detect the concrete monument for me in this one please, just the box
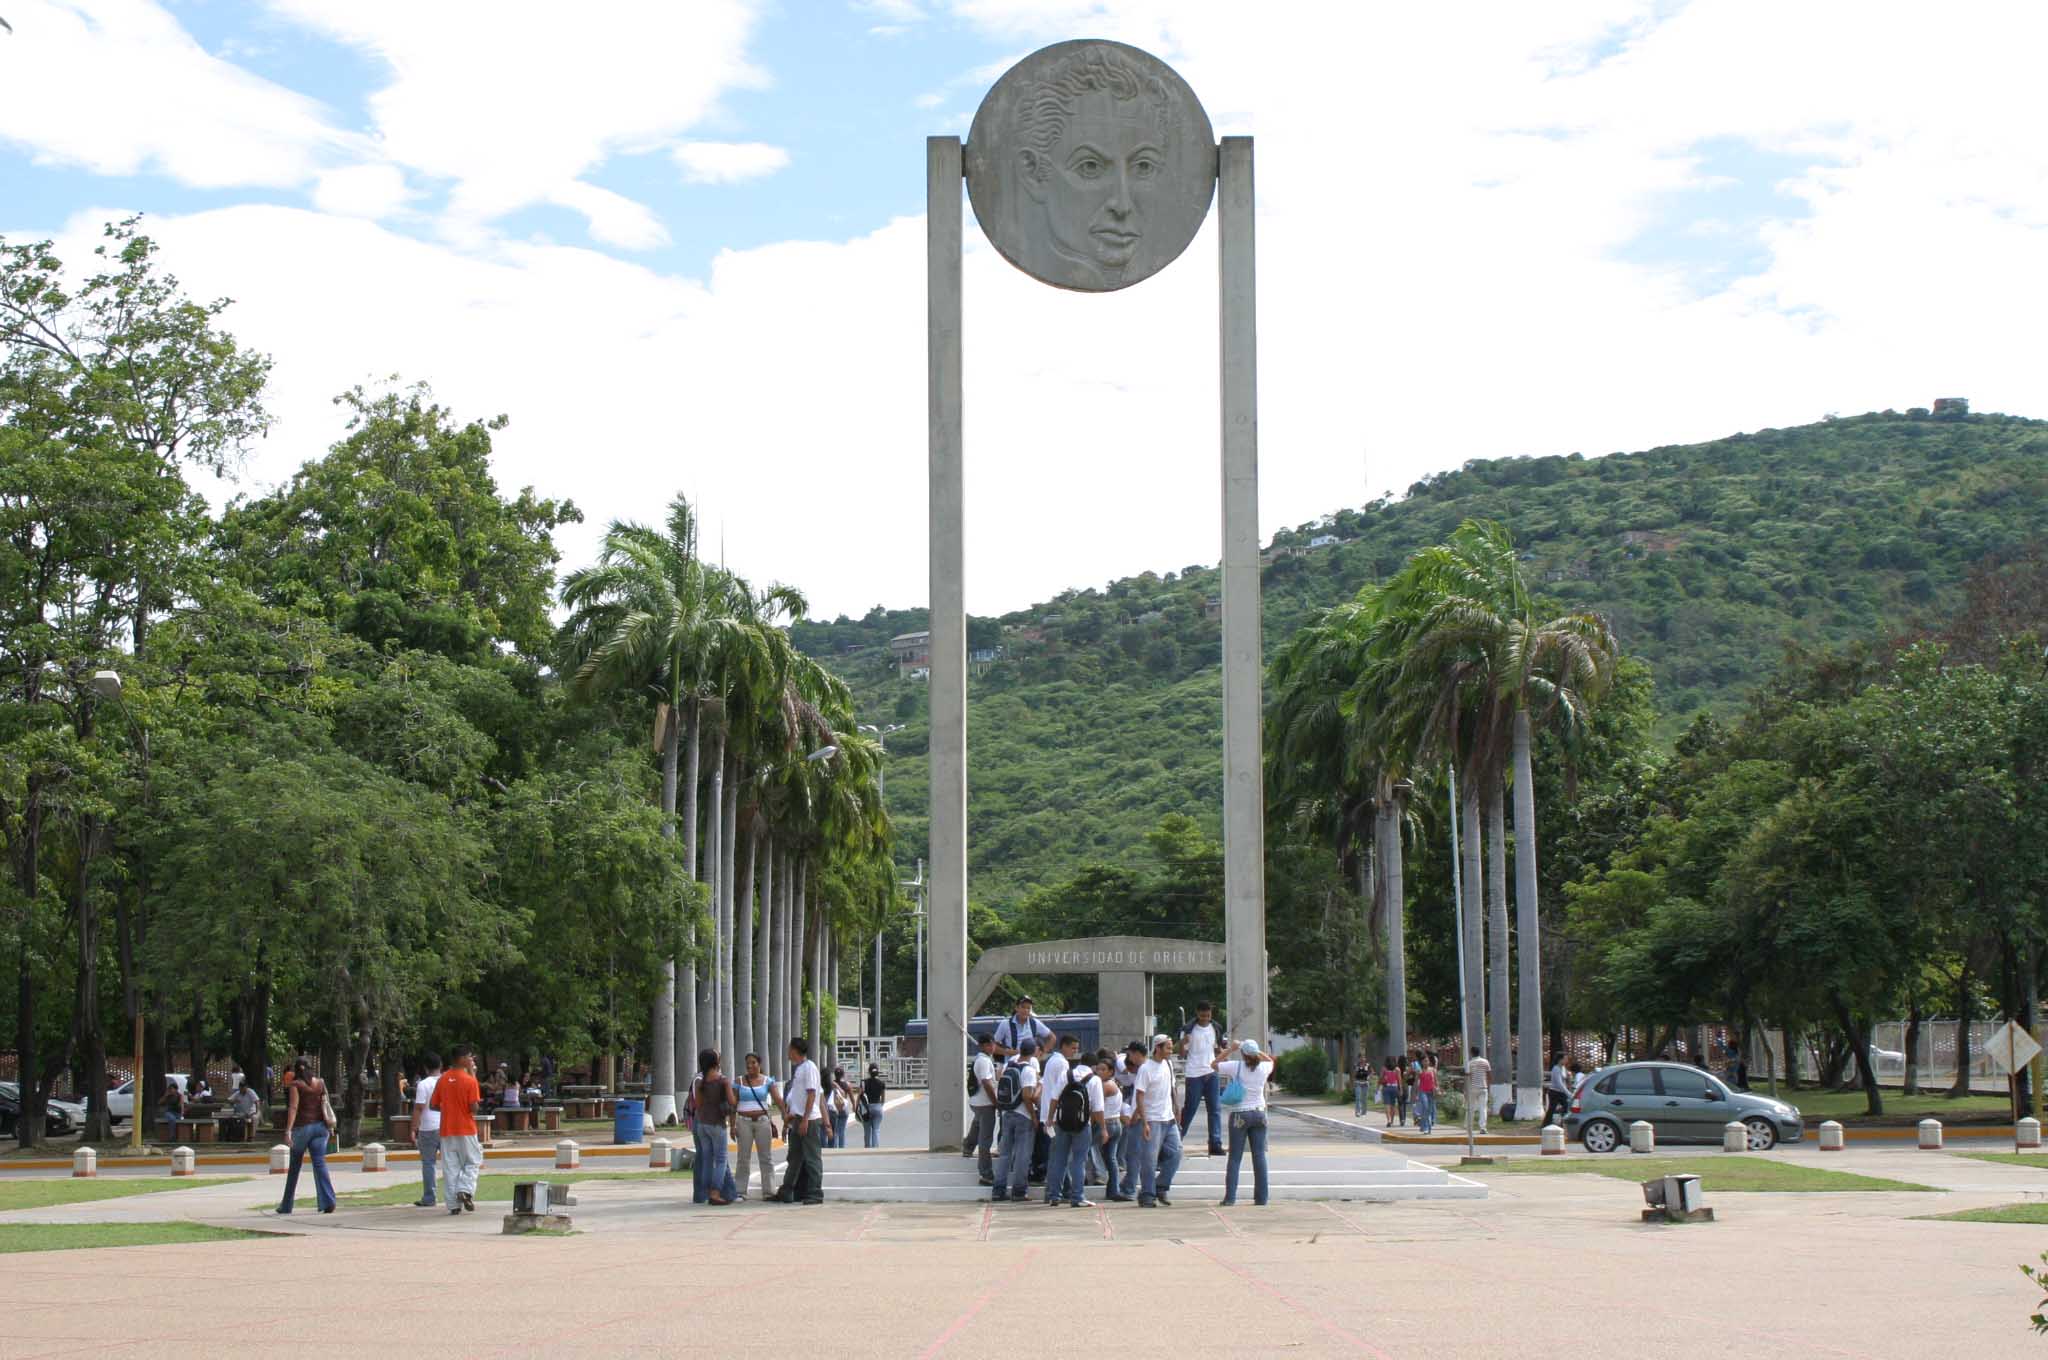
[927,40,1264,1151]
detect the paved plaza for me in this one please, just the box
[4,1126,2046,1358]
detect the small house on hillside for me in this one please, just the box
[890,630,931,678]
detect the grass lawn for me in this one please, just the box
[1774,1088,2013,1124]
[275,1169,672,1210]
[1924,1202,2048,1224]
[1482,1155,1935,1193]
[0,1176,249,1212]
[1957,1153,2048,1170]
[0,1222,271,1253]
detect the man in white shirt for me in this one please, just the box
[1177,1000,1227,1156]
[992,1040,1041,1202]
[1130,1033,1183,1208]
[1113,1042,1148,1202]
[1044,1039,1104,1208]
[410,1052,442,1209]
[967,1031,1000,1185]
[1465,1047,1492,1135]
[776,1038,824,1205]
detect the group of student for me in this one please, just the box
[963,996,1276,1208]
[677,1037,890,1206]
[1352,1051,1444,1131]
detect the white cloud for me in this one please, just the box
[0,0,353,187]
[311,163,412,219]
[672,140,791,185]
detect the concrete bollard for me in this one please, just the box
[1723,1121,1747,1152]
[555,1139,580,1170]
[361,1142,387,1172]
[72,1146,97,1178]
[1919,1118,1943,1150]
[1818,1120,1845,1152]
[270,1143,291,1173]
[170,1146,196,1177]
[649,1137,672,1169]
[1629,1120,1656,1154]
[2019,1117,2042,1151]
[1539,1124,1566,1156]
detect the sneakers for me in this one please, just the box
[1137,1197,1157,1208]
[1070,1198,1095,1208]
[1207,1147,1225,1158]
[1156,1193,1173,1206]
[991,1190,1009,1202]
[459,1192,475,1212]
[448,1205,462,1216]
[1106,1193,1133,1202]
[413,1199,436,1209]
[978,1175,995,1186]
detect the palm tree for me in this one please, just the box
[1391,520,1615,1092]
[558,494,725,1122]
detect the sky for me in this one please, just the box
[3,0,2045,619]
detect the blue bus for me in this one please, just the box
[901,1012,1101,1056]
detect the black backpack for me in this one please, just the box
[967,1056,980,1097]
[1056,1073,1092,1133]
[995,1060,1026,1111]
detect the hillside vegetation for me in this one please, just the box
[793,409,2048,911]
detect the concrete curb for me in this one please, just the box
[1268,1103,1385,1143]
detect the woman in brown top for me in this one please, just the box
[690,1049,738,1206]
[275,1056,337,1214]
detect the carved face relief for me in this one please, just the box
[965,40,1216,293]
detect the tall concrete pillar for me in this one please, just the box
[1099,972,1149,1054]
[1218,136,1267,1044]
[925,135,969,1151]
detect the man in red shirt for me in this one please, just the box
[431,1045,484,1215]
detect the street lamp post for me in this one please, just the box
[857,723,903,1055]
[91,670,145,1154]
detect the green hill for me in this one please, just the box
[793,408,2048,909]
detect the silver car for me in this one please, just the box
[1564,1062,1803,1152]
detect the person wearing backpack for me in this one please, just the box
[1044,1034,1102,1208]
[858,1065,887,1148]
[966,1031,1000,1184]
[991,1038,1041,1202]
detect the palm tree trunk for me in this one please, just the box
[1512,708,1544,1095]
[699,724,724,1062]
[791,861,809,1051]
[1377,794,1407,1056]
[649,702,682,1124]
[677,700,701,1099]
[1460,771,1485,1063]
[778,848,794,1062]
[735,817,758,1060]
[719,747,739,1063]
[1486,775,1511,1091]
[809,904,825,1052]
[755,834,774,1065]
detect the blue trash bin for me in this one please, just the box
[612,1097,645,1145]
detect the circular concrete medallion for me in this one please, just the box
[965,39,1217,293]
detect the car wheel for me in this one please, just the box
[1743,1117,1777,1152]
[1580,1119,1620,1154]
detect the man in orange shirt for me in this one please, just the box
[431,1045,484,1215]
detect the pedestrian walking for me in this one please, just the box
[1545,1052,1571,1127]
[410,1052,442,1208]
[859,1065,887,1148]
[775,1038,824,1205]
[733,1053,779,1201]
[1398,1055,1415,1126]
[827,1067,853,1149]
[1380,1057,1401,1126]
[1177,1000,1228,1157]
[274,1057,336,1215]
[1214,1039,1272,1207]
[1131,1033,1183,1207]
[431,1046,484,1215]
[1352,1054,1373,1117]
[1465,1047,1492,1135]
[967,1031,1000,1185]
[991,1038,1041,1202]
[1114,1042,1147,1201]
[1415,1055,1438,1134]
[689,1049,738,1205]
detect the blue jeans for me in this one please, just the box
[1415,1090,1436,1134]
[1354,1082,1370,1116]
[994,1110,1034,1197]
[278,1121,335,1212]
[415,1129,440,1205]
[1090,1116,1123,1192]
[692,1124,735,1203]
[1222,1110,1269,1205]
[861,1112,882,1148]
[1134,1119,1182,1201]
[1117,1117,1145,1197]
[1046,1127,1090,1204]
[1179,1072,1222,1150]
[831,1110,850,1148]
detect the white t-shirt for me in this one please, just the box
[1057,1071,1105,1123]
[785,1059,821,1121]
[1039,1050,1072,1123]
[969,1052,997,1108]
[1466,1056,1492,1092]
[414,1072,442,1134]
[1135,1057,1176,1123]
[1183,1021,1223,1078]
[1214,1058,1269,1112]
